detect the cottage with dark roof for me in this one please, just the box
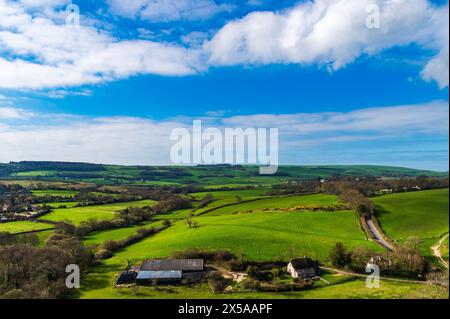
[287,257,320,280]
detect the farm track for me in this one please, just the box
[321,267,430,285]
[432,234,449,269]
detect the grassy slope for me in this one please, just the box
[374,189,449,258]
[155,189,272,220]
[35,229,55,246]
[105,211,379,263]
[83,220,165,246]
[38,200,156,225]
[0,221,54,234]
[38,201,80,208]
[31,189,79,197]
[208,194,338,216]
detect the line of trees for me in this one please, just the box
[329,240,430,279]
[95,222,171,259]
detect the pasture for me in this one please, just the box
[374,189,449,241]
[374,189,449,258]
[38,202,80,208]
[38,200,157,225]
[32,189,79,197]
[100,210,378,263]
[83,220,165,246]
[207,194,339,216]
[0,221,54,234]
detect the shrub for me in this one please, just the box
[95,249,113,259]
[208,271,232,293]
[329,242,351,267]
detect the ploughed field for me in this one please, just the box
[373,188,449,258]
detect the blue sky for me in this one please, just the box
[0,0,449,170]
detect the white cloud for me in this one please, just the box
[107,0,233,22]
[0,101,447,164]
[0,0,448,90]
[0,0,202,89]
[18,0,68,9]
[207,0,449,87]
[0,106,32,119]
[223,101,450,137]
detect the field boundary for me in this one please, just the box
[10,227,55,236]
[195,192,319,217]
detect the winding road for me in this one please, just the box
[365,217,395,251]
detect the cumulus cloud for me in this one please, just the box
[0,101,447,164]
[0,0,448,89]
[107,0,233,22]
[207,0,449,87]
[0,0,202,89]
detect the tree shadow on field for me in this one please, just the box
[374,205,392,218]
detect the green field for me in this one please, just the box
[207,194,339,216]
[4,163,446,186]
[97,210,378,263]
[38,200,157,225]
[374,189,449,257]
[38,201,80,208]
[0,221,54,234]
[35,230,55,246]
[13,170,58,177]
[83,220,165,246]
[32,189,79,197]
[79,270,447,299]
[155,189,272,220]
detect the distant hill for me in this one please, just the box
[0,161,447,187]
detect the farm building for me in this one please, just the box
[140,259,204,272]
[116,270,138,285]
[135,259,206,286]
[287,258,320,280]
[136,271,182,285]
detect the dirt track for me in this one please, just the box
[432,234,449,269]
